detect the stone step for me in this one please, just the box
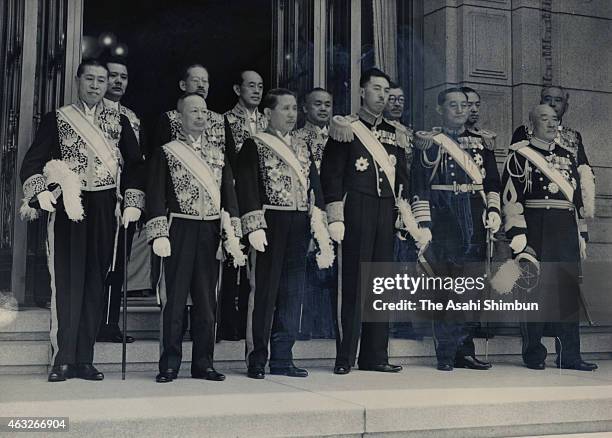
[2,334,611,375]
[0,363,610,437]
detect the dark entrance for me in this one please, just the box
[83,0,273,131]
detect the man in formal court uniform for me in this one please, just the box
[154,64,221,148]
[321,68,422,375]
[502,104,597,371]
[97,56,144,344]
[293,88,336,340]
[20,59,144,382]
[411,87,501,371]
[146,93,245,383]
[235,88,334,379]
[217,70,268,341]
[511,86,595,223]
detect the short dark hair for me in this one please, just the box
[233,69,261,87]
[541,85,569,101]
[262,88,296,110]
[181,63,208,82]
[388,81,401,90]
[437,87,468,106]
[76,58,108,77]
[104,55,129,70]
[303,87,331,101]
[359,68,390,88]
[461,86,480,99]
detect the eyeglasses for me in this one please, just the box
[388,96,405,104]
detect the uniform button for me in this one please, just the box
[451,172,455,176]
[450,164,454,168]
[379,178,383,182]
[546,206,550,210]
[448,157,453,161]
[545,196,549,199]
[539,177,544,181]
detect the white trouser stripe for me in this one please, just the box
[46,213,59,366]
[337,243,343,342]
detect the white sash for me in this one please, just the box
[351,120,396,190]
[515,144,574,202]
[253,132,308,190]
[432,132,483,185]
[58,105,121,180]
[163,140,221,210]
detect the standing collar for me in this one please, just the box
[358,107,383,126]
[304,120,329,135]
[530,136,556,151]
[442,126,466,136]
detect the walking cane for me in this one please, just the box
[122,223,128,380]
[484,227,494,361]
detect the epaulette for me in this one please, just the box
[509,140,529,151]
[479,129,497,150]
[329,114,357,142]
[414,127,441,150]
[386,120,412,149]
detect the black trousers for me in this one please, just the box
[48,190,116,366]
[217,257,250,341]
[159,218,220,374]
[335,191,394,368]
[520,208,582,366]
[246,210,308,370]
[99,223,136,333]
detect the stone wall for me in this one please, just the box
[422,0,612,305]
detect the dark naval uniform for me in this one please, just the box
[99,98,145,341]
[235,128,332,372]
[20,102,144,367]
[511,123,595,221]
[320,108,412,369]
[502,136,588,367]
[293,121,336,339]
[217,103,267,341]
[411,126,501,367]
[146,123,244,375]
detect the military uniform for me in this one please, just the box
[320,108,413,369]
[146,117,244,375]
[20,102,144,367]
[217,103,267,341]
[235,129,333,372]
[502,136,588,367]
[293,121,336,339]
[411,126,501,367]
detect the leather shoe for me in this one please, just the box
[454,356,491,370]
[193,368,226,381]
[270,366,308,377]
[334,365,351,375]
[358,363,402,373]
[437,363,454,371]
[97,330,135,343]
[558,360,598,371]
[247,367,265,379]
[525,362,546,370]
[75,364,104,380]
[48,364,75,382]
[156,368,178,383]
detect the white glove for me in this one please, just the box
[328,222,345,243]
[122,207,141,228]
[249,229,268,252]
[36,190,56,212]
[579,235,587,260]
[416,227,432,249]
[153,237,171,258]
[486,211,501,234]
[509,234,527,254]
